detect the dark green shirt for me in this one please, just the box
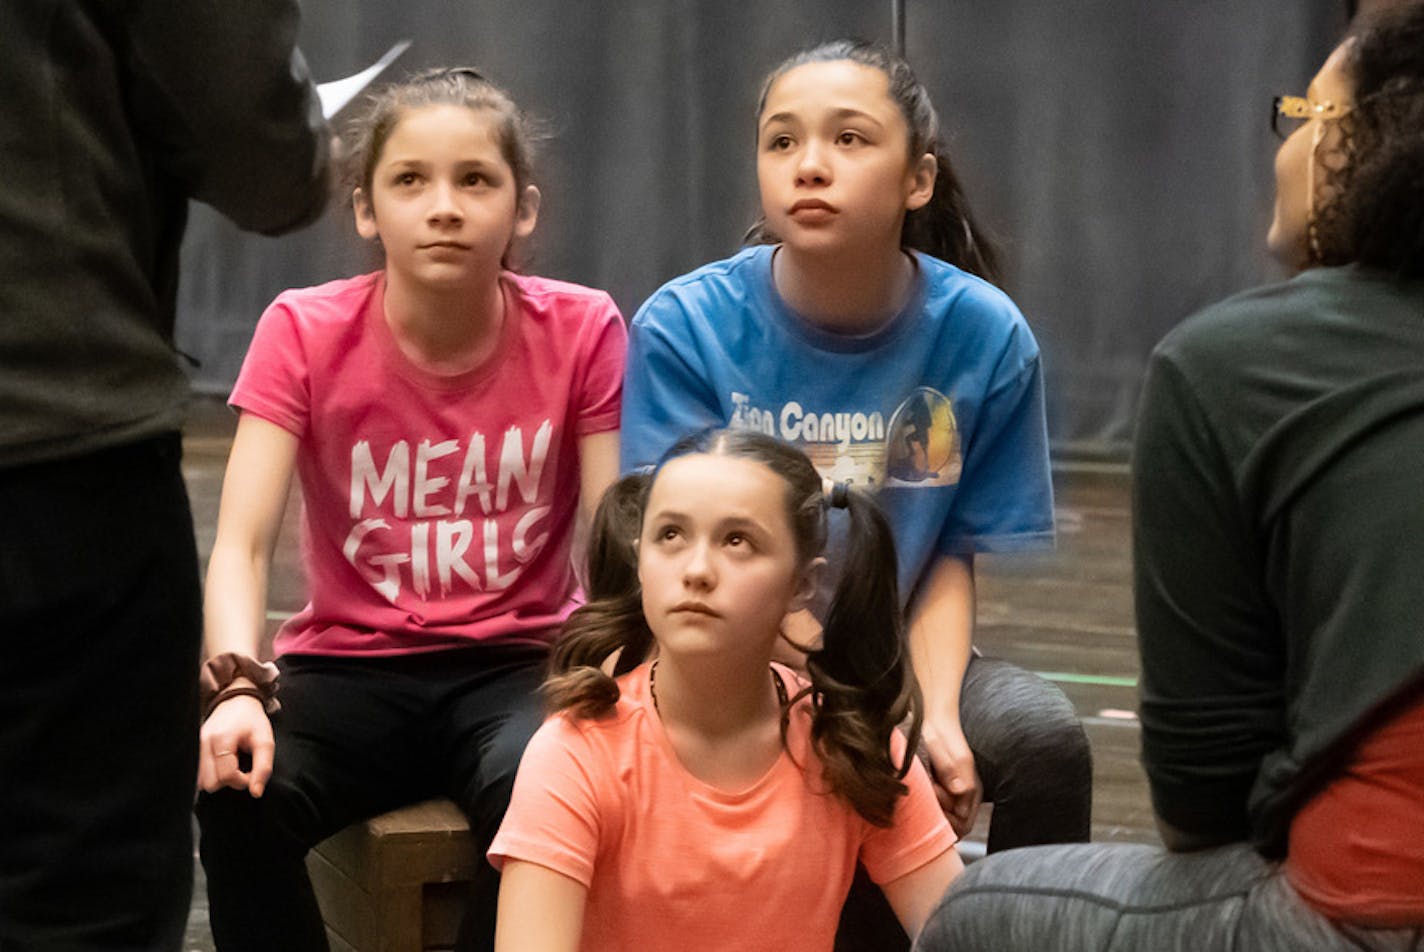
[0,0,328,467]
[1133,265,1424,857]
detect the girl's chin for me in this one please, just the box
[653,637,777,664]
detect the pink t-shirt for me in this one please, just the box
[230,270,626,656]
[488,663,956,952]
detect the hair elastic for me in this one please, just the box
[439,66,487,81]
[820,478,848,509]
[200,652,281,720]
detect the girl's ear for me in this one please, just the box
[790,556,827,613]
[353,188,379,240]
[905,152,937,212]
[514,184,541,240]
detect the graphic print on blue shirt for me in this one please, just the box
[728,386,962,490]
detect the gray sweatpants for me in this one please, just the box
[916,842,1423,951]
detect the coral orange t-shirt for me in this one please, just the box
[488,663,956,951]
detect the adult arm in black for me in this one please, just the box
[125,0,330,233]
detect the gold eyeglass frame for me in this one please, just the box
[1272,95,1351,139]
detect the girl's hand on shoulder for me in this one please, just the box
[921,716,982,837]
[198,694,275,798]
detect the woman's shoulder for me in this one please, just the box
[1155,267,1390,366]
[1147,272,1366,393]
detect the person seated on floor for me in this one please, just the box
[916,3,1424,950]
[489,429,963,951]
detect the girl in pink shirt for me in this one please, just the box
[490,429,962,951]
[194,68,626,951]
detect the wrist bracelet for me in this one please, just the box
[200,652,281,721]
[205,685,269,720]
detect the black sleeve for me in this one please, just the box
[1132,351,1283,844]
[125,0,329,234]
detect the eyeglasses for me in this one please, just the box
[1272,95,1351,140]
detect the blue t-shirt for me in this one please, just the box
[621,244,1054,607]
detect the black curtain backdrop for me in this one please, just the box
[174,0,1346,455]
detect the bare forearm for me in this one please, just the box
[203,542,272,659]
[907,555,981,830]
[203,414,299,661]
[908,554,976,718]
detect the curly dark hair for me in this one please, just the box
[545,429,923,827]
[1312,2,1424,276]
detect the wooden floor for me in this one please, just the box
[179,397,1155,946]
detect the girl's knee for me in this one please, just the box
[452,716,543,837]
[1003,709,1091,789]
[195,780,318,859]
[964,664,1088,763]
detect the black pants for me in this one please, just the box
[0,435,203,950]
[195,645,547,952]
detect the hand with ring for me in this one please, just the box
[198,690,275,797]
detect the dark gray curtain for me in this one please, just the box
[175,0,1346,454]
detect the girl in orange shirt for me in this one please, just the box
[490,429,961,950]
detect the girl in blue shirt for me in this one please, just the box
[620,40,1092,948]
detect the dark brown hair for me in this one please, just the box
[546,429,922,827]
[745,40,1003,285]
[1311,2,1424,276]
[341,67,543,269]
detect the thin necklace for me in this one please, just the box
[648,659,787,715]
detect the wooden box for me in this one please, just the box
[306,799,476,952]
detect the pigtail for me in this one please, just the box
[544,473,654,718]
[801,487,922,827]
[583,473,646,604]
[903,148,1004,286]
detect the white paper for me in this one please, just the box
[317,40,413,120]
